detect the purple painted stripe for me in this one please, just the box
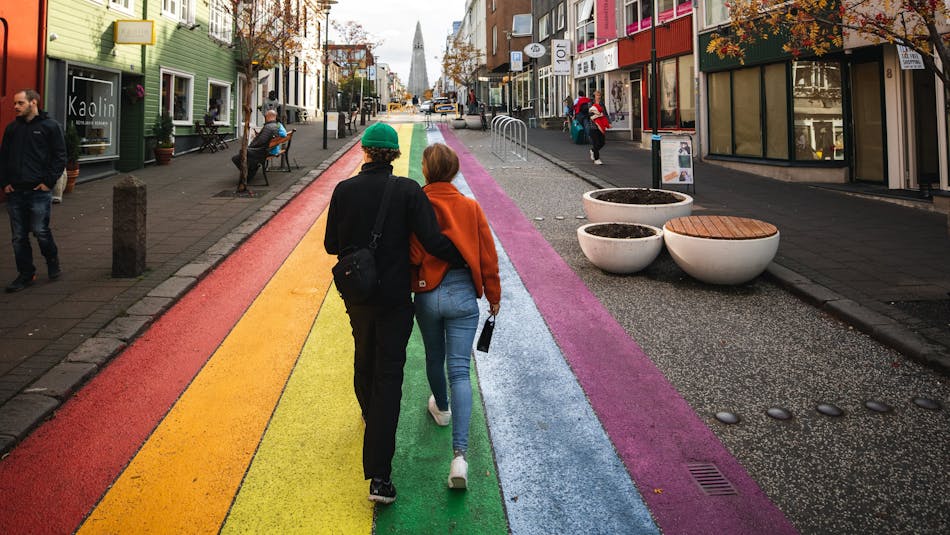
[439,125,798,535]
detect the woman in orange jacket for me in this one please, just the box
[410,143,501,490]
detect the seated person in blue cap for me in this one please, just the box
[324,121,464,506]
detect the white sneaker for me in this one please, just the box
[594,159,603,165]
[589,149,595,161]
[428,395,451,426]
[448,454,468,489]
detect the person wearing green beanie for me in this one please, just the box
[324,123,464,505]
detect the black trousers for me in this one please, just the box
[231,151,264,180]
[589,127,606,160]
[345,301,415,480]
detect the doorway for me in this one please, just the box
[913,69,939,189]
[850,61,886,183]
[630,71,642,142]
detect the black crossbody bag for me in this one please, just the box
[332,178,396,304]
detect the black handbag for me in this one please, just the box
[476,315,495,353]
[332,178,395,304]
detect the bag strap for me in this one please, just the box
[368,177,396,250]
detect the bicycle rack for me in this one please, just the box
[490,115,528,162]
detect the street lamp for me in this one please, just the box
[321,0,338,150]
[650,1,660,189]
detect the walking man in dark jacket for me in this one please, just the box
[0,89,65,292]
[324,122,464,505]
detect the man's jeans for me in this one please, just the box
[414,269,480,452]
[6,189,58,276]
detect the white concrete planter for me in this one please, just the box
[577,223,664,274]
[451,118,467,129]
[662,226,780,285]
[583,188,693,227]
[464,115,483,129]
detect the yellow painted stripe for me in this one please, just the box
[221,288,370,534]
[392,123,413,177]
[78,212,336,534]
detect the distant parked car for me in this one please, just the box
[419,100,433,113]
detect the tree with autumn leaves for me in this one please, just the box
[442,37,482,108]
[706,0,950,85]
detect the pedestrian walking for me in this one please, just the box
[572,91,592,145]
[410,143,501,490]
[231,109,281,184]
[0,89,65,292]
[587,91,611,165]
[324,123,464,505]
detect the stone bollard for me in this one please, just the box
[112,175,147,277]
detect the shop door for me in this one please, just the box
[913,69,939,188]
[850,61,886,183]
[630,78,642,142]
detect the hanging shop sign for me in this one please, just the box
[551,39,571,75]
[524,43,546,59]
[114,20,155,45]
[896,45,924,70]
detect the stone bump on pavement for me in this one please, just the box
[0,120,365,453]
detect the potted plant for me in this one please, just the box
[577,222,664,274]
[153,112,175,165]
[64,121,81,193]
[582,188,693,228]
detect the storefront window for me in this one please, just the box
[764,63,788,159]
[793,60,843,161]
[708,71,732,154]
[678,54,695,128]
[161,69,194,123]
[208,81,230,124]
[66,66,120,160]
[607,75,630,130]
[733,67,762,156]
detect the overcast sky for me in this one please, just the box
[327,0,466,87]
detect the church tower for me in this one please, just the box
[408,21,429,98]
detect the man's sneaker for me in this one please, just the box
[428,395,451,426]
[589,149,595,161]
[594,159,604,165]
[448,454,468,489]
[368,478,396,504]
[48,258,61,280]
[5,273,36,293]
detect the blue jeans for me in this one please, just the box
[414,269,480,452]
[6,189,57,276]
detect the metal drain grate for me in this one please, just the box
[687,463,738,496]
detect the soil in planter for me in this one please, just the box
[594,189,681,204]
[586,223,656,239]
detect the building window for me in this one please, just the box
[764,63,788,159]
[624,0,644,34]
[208,80,231,125]
[708,71,732,154]
[539,13,550,41]
[793,60,843,161]
[161,69,194,124]
[704,0,730,28]
[556,2,566,31]
[678,54,695,128]
[66,66,120,160]
[109,0,134,14]
[656,55,693,129]
[576,0,595,51]
[209,0,233,43]
[162,0,194,23]
[733,67,762,156]
[492,25,497,55]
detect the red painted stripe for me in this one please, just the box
[439,125,797,535]
[0,148,362,535]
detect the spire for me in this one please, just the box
[408,21,429,97]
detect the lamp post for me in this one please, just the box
[650,1,660,189]
[321,0,338,150]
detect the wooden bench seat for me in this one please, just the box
[665,215,778,240]
[256,129,296,186]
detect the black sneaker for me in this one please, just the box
[5,273,36,293]
[368,478,396,504]
[48,258,61,280]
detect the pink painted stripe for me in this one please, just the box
[0,147,364,535]
[440,125,797,535]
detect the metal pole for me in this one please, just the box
[322,6,331,150]
[650,3,660,189]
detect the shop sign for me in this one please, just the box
[114,20,155,45]
[573,43,618,77]
[551,39,571,75]
[896,45,924,70]
[524,43,546,59]
[67,70,119,158]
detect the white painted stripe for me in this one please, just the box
[426,129,658,534]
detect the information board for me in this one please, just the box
[660,135,694,185]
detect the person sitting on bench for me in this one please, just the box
[231,109,281,182]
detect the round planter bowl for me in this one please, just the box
[583,188,693,227]
[464,115,483,129]
[577,223,664,274]
[451,118,467,129]
[662,227,780,285]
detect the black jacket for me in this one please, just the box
[0,111,67,191]
[325,161,463,305]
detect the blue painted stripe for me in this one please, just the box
[426,129,659,534]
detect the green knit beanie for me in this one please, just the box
[361,123,400,149]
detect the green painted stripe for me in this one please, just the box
[407,123,427,186]
[374,329,507,534]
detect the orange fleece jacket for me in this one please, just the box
[410,182,501,304]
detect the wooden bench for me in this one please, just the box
[665,215,777,240]
[663,215,780,285]
[257,129,296,186]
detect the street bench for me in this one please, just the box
[257,129,296,186]
[663,215,780,285]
